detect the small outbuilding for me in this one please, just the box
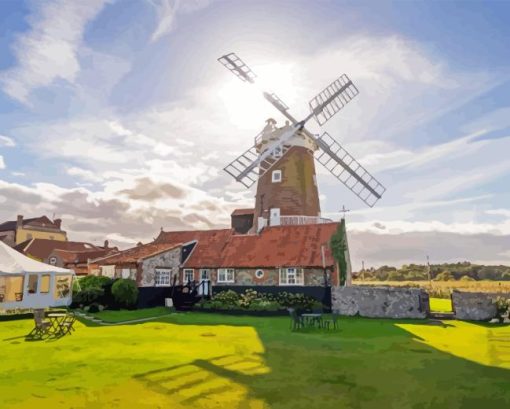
[0,241,75,309]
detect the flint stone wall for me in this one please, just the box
[452,291,509,321]
[332,286,429,319]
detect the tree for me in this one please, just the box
[330,218,349,286]
[112,279,139,308]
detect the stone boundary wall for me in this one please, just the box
[332,286,429,319]
[451,291,510,321]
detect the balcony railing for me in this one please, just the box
[278,215,333,226]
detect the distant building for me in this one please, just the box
[0,215,67,246]
[15,238,117,276]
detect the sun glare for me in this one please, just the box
[216,61,301,134]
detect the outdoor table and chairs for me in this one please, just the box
[289,309,340,331]
[301,313,323,328]
[26,309,76,340]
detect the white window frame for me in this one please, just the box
[273,146,282,158]
[279,267,304,286]
[200,269,210,280]
[217,268,235,283]
[183,269,194,283]
[272,170,282,183]
[121,268,131,279]
[154,269,171,287]
[255,269,264,279]
[49,256,57,266]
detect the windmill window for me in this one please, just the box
[272,170,282,183]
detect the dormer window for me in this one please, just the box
[272,170,282,183]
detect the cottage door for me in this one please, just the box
[199,269,211,296]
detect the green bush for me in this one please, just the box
[247,300,281,311]
[111,279,139,307]
[213,290,240,307]
[434,272,454,281]
[73,288,104,305]
[78,275,113,291]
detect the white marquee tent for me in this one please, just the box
[0,241,75,309]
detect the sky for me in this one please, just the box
[0,0,510,269]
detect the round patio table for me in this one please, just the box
[301,313,323,327]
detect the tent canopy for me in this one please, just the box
[0,241,72,275]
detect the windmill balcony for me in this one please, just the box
[278,215,333,226]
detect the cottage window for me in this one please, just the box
[183,269,194,283]
[272,170,282,183]
[200,269,210,280]
[279,268,304,286]
[49,257,57,266]
[155,269,171,286]
[217,268,235,283]
[255,269,264,279]
[273,146,282,158]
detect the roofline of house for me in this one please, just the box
[136,243,183,262]
[90,243,183,265]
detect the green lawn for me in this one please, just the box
[87,306,172,323]
[1,312,509,409]
[429,297,453,312]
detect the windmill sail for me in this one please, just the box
[309,74,359,126]
[217,53,256,83]
[223,127,298,188]
[315,132,386,207]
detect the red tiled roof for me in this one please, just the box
[231,208,255,216]
[155,229,233,268]
[92,242,182,265]
[0,216,62,232]
[15,239,103,261]
[52,248,115,264]
[181,223,339,269]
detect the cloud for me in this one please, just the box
[0,135,16,147]
[148,0,212,43]
[0,0,109,103]
[0,156,4,170]
[67,167,103,183]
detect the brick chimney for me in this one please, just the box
[54,218,62,230]
[104,239,109,249]
[16,215,23,229]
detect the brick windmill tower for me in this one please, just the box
[219,53,386,232]
[252,118,321,230]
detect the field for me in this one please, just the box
[1,311,510,409]
[354,280,510,298]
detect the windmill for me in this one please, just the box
[218,52,386,231]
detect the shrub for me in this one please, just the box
[111,279,139,307]
[78,275,113,291]
[460,275,475,281]
[213,290,240,307]
[73,288,104,305]
[239,289,259,308]
[434,272,454,281]
[88,303,100,313]
[495,297,510,322]
[247,300,281,311]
